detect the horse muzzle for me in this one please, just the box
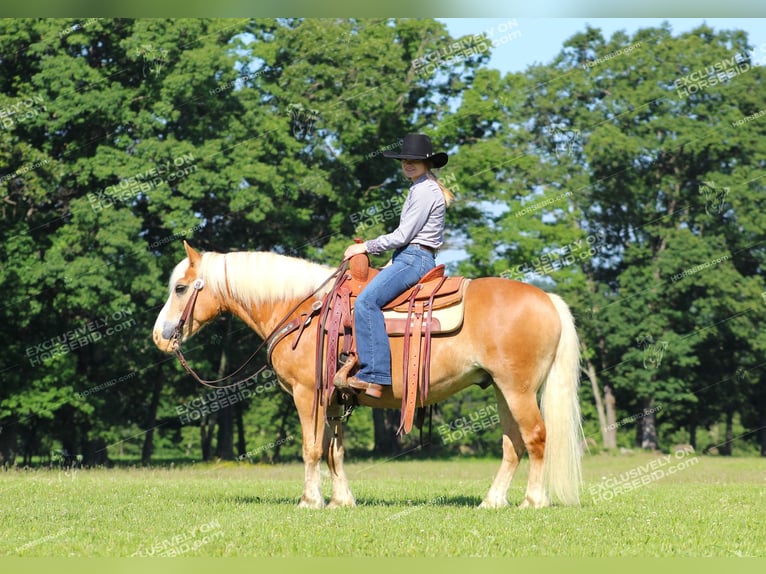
[152,322,181,353]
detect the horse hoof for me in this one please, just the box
[478,498,508,509]
[297,497,325,509]
[327,497,356,509]
[518,496,549,509]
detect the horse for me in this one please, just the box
[152,241,583,509]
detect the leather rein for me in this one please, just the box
[171,260,348,389]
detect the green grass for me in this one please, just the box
[2,454,764,557]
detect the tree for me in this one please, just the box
[455,22,766,452]
[0,17,488,463]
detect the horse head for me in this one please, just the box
[152,241,222,353]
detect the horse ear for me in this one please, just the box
[184,240,202,269]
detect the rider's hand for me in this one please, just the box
[344,242,367,259]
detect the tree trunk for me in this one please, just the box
[215,408,235,460]
[373,409,401,456]
[640,398,659,450]
[689,420,697,451]
[0,418,18,467]
[82,438,108,466]
[141,366,164,465]
[604,385,617,449]
[200,416,215,461]
[720,409,734,456]
[581,343,611,449]
[213,324,235,460]
[760,406,766,457]
[58,405,79,466]
[235,403,247,459]
[21,425,35,466]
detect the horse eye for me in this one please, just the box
[175,284,188,295]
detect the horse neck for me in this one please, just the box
[227,293,306,342]
[207,251,331,340]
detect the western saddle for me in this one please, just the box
[317,253,469,435]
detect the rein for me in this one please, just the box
[171,259,348,389]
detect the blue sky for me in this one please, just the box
[439,18,766,74]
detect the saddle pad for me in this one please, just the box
[383,280,470,335]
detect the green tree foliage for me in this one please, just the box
[0,17,483,464]
[1,18,764,465]
[455,22,766,453]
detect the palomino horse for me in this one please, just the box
[153,242,583,509]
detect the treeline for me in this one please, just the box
[0,18,764,467]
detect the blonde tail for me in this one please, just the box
[541,293,584,506]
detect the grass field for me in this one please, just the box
[2,453,765,558]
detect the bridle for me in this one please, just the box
[170,260,348,389]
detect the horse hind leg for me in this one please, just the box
[482,379,549,509]
[512,391,549,509]
[479,386,525,509]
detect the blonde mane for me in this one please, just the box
[199,251,336,307]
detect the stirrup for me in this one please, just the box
[332,353,358,388]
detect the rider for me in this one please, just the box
[342,133,454,398]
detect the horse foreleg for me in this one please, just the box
[293,384,325,509]
[480,386,524,509]
[324,414,356,508]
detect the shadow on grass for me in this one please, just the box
[355,494,483,508]
[220,494,302,506]
[218,493,483,508]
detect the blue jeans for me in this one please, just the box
[354,244,436,385]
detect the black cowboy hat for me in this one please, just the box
[382,133,448,168]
